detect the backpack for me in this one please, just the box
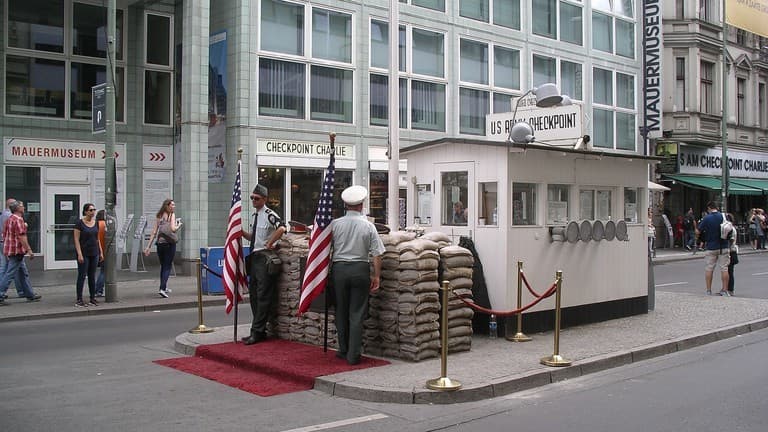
[683,216,694,230]
[720,214,734,240]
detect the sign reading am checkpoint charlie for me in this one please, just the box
[486,100,583,143]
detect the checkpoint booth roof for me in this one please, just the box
[402,137,662,326]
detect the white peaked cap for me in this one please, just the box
[342,185,368,205]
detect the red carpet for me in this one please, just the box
[154,339,389,397]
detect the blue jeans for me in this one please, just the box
[0,251,26,296]
[156,242,176,291]
[95,262,105,295]
[76,255,99,301]
[0,254,35,299]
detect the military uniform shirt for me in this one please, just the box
[250,206,285,252]
[330,210,385,262]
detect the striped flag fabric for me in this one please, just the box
[298,146,336,315]
[223,160,246,314]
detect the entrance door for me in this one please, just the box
[45,186,90,270]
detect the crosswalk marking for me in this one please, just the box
[281,414,389,432]
[655,282,688,287]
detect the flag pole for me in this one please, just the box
[324,133,335,353]
[387,0,400,231]
[234,148,243,343]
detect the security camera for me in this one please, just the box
[574,135,591,150]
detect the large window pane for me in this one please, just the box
[460,39,488,84]
[533,54,556,88]
[494,46,520,90]
[592,12,613,53]
[71,63,106,119]
[459,88,489,135]
[547,184,570,224]
[144,70,171,125]
[146,14,171,66]
[561,60,582,100]
[370,20,388,68]
[370,75,407,127]
[593,68,613,105]
[560,2,583,45]
[312,9,352,63]
[512,183,537,225]
[257,167,286,221]
[413,0,445,11]
[494,0,521,30]
[259,59,305,119]
[442,172,469,226]
[370,172,389,224]
[614,0,634,17]
[616,72,634,109]
[532,0,556,38]
[616,19,634,58]
[624,187,638,222]
[8,0,64,53]
[310,66,352,123]
[261,0,304,56]
[5,55,65,117]
[291,169,323,225]
[616,112,635,150]
[493,92,512,113]
[596,190,612,220]
[411,81,445,131]
[72,3,122,59]
[579,189,595,220]
[460,0,489,22]
[412,29,444,78]
[593,108,613,148]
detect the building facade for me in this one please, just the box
[2,0,647,271]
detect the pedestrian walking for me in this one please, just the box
[0,197,26,299]
[94,210,107,297]
[74,203,103,307]
[0,200,41,305]
[240,184,286,345]
[698,202,730,296]
[683,208,696,250]
[144,199,182,298]
[726,213,738,296]
[330,185,385,365]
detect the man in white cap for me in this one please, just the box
[241,184,286,344]
[329,185,385,364]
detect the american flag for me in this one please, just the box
[223,160,246,314]
[298,145,336,315]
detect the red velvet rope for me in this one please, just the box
[520,272,544,297]
[453,281,558,317]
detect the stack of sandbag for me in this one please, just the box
[420,231,452,248]
[439,245,475,353]
[396,237,442,361]
[273,233,337,347]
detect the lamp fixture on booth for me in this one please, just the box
[507,83,572,145]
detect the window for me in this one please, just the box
[494,46,520,90]
[561,60,583,100]
[624,187,638,222]
[593,68,636,150]
[736,29,747,46]
[737,78,746,125]
[5,56,66,117]
[592,1,634,58]
[369,172,389,224]
[760,83,767,128]
[547,184,570,224]
[258,167,286,220]
[146,14,171,67]
[479,182,498,225]
[560,2,583,45]
[460,39,488,85]
[532,0,556,38]
[494,0,521,30]
[512,183,537,225]
[370,21,405,71]
[312,9,352,63]
[460,0,489,22]
[71,63,125,122]
[493,92,513,113]
[700,61,714,114]
[144,13,173,125]
[533,55,556,88]
[699,0,718,23]
[411,81,446,131]
[332,170,354,218]
[442,172,469,226]
[310,66,353,123]
[261,0,304,55]
[412,29,444,78]
[73,3,125,60]
[674,57,686,111]
[291,168,324,225]
[144,70,171,125]
[579,189,595,220]
[532,0,582,46]
[369,75,407,127]
[596,189,612,220]
[459,88,489,135]
[7,0,65,53]
[675,0,684,19]
[592,12,613,53]
[579,188,612,220]
[411,0,445,11]
[259,59,305,119]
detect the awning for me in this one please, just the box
[730,178,768,193]
[663,174,764,196]
[648,180,670,191]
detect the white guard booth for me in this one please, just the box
[402,139,660,330]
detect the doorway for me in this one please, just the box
[45,186,90,269]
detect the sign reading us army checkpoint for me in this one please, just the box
[486,101,583,144]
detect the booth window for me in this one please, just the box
[547,184,569,225]
[478,182,498,226]
[512,183,537,225]
[442,172,469,226]
[624,187,638,222]
[416,184,433,225]
[580,188,612,220]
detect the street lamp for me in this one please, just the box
[507,83,571,144]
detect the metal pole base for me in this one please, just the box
[540,354,572,367]
[426,377,462,391]
[189,325,215,334]
[507,332,532,342]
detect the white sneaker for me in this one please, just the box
[165,288,172,293]
[159,290,169,298]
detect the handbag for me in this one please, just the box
[158,220,178,244]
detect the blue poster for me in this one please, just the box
[208,31,227,183]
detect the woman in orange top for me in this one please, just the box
[95,210,107,297]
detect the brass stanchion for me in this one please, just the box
[508,261,532,342]
[426,280,462,391]
[540,270,571,367]
[189,258,214,334]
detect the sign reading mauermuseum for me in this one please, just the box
[256,139,355,160]
[486,103,583,143]
[678,145,768,179]
[642,0,663,139]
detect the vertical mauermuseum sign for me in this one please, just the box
[643,0,663,139]
[678,145,768,179]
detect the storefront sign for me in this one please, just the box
[643,0,663,139]
[143,145,173,169]
[678,145,768,179]
[486,104,583,143]
[3,138,126,167]
[256,139,355,160]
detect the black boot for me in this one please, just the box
[243,332,266,345]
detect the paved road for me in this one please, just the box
[654,253,768,299]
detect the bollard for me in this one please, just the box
[540,270,571,367]
[189,258,214,334]
[508,261,532,342]
[426,280,462,391]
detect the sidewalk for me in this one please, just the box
[4,249,768,405]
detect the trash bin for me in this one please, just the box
[200,246,250,295]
